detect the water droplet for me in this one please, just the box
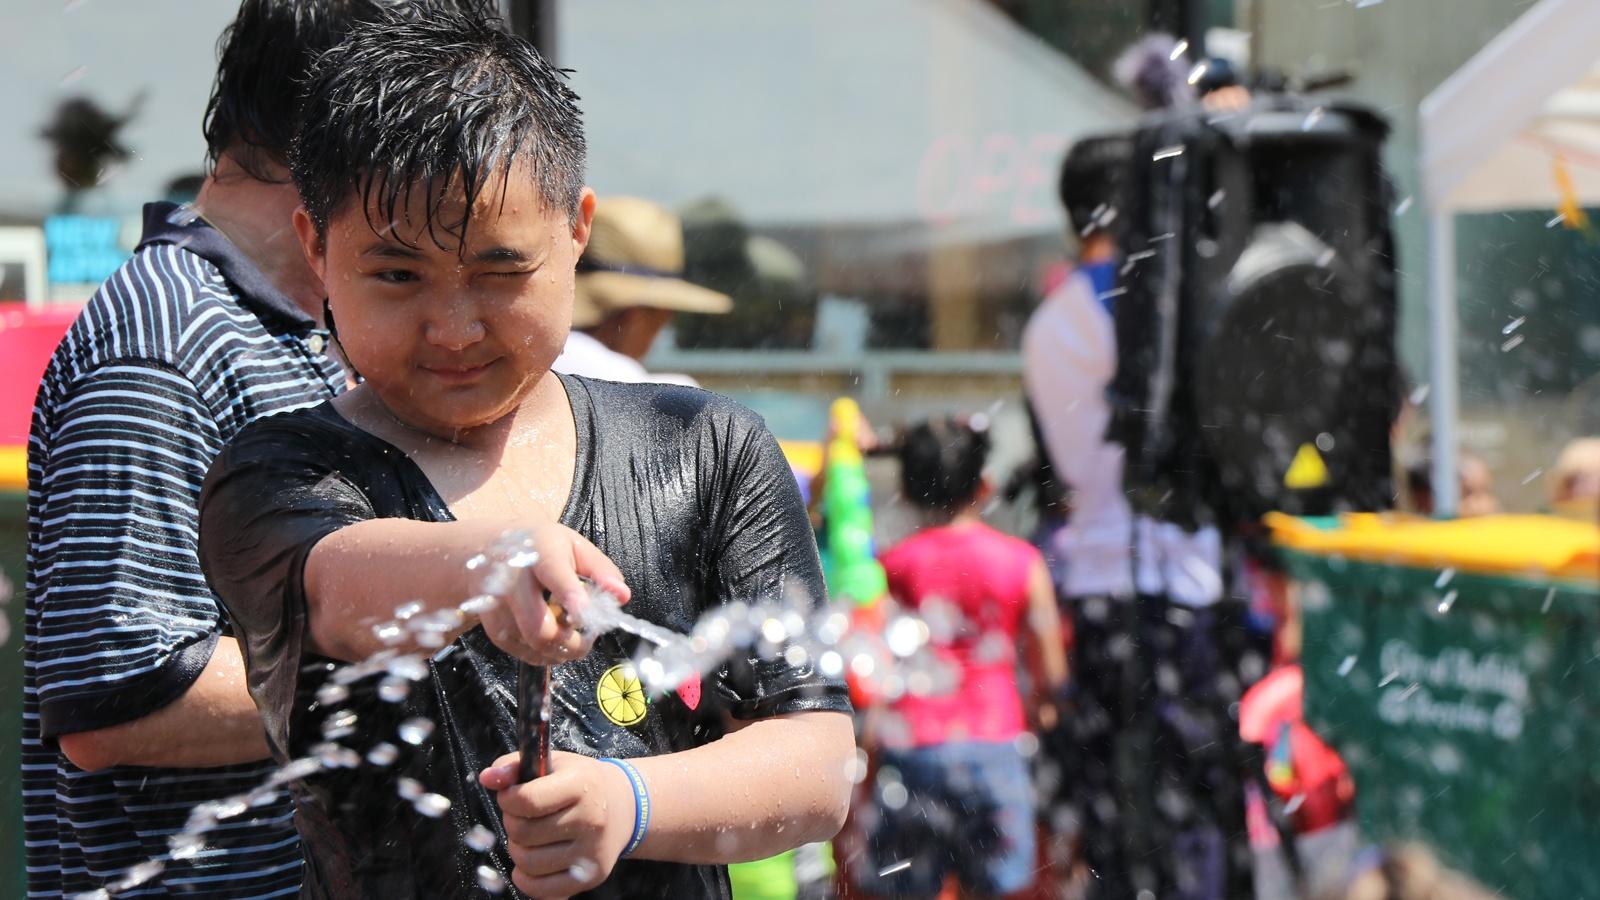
[322,709,358,741]
[477,865,507,894]
[1301,107,1325,131]
[760,617,788,645]
[397,777,425,801]
[459,594,499,615]
[366,742,399,767]
[1434,568,1456,589]
[783,644,809,667]
[1152,145,1185,162]
[414,793,451,818]
[465,824,496,853]
[393,600,424,621]
[373,620,405,645]
[1503,315,1526,335]
[1393,195,1414,216]
[398,717,435,745]
[1337,655,1357,677]
[568,858,599,882]
[316,683,350,705]
[850,654,877,678]
[1501,334,1525,352]
[168,833,205,859]
[1437,590,1458,614]
[878,859,913,877]
[385,655,429,682]
[1521,468,1544,486]
[1546,213,1566,228]
[1541,588,1556,613]
[880,780,908,810]
[378,676,411,703]
[110,860,166,892]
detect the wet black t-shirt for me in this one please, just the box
[198,375,850,899]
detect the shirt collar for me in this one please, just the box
[136,201,317,329]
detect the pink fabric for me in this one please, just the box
[880,523,1041,747]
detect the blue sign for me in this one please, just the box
[45,215,126,285]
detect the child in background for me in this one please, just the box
[861,417,1068,899]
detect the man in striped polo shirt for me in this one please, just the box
[21,3,469,896]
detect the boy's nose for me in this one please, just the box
[424,308,487,350]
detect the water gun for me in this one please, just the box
[817,398,893,708]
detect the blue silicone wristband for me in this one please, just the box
[599,757,650,858]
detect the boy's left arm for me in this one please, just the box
[483,402,856,897]
[482,710,853,897]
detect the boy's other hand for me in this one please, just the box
[480,750,636,898]
[479,523,629,666]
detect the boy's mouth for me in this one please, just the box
[420,359,498,385]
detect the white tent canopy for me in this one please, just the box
[558,0,1133,244]
[1419,0,1600,514]
[1421,0,1600,214]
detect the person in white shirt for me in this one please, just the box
[552,196,730,384]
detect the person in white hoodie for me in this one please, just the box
[1022,134,1142,900]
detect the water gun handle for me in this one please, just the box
[516,663,552,783]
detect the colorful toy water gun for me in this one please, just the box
[815,398,894,710]
[819,397,888,608]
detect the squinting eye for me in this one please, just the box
[375,270,419,284]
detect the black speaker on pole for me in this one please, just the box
[1107,97,1399,528]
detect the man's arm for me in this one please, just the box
[32,363,268,771]
[58,637,267,772]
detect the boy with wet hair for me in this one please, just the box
[198,8,853,898]
[22,2,480,897]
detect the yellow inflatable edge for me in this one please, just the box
[0,445,24,493]
[1266,511,1599,583]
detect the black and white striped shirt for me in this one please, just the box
[23,203,345,899]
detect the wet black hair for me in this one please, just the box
[899,416,991,512]
[290,5,587,245]
[1059,133,1132,238]
[204,0,463,181]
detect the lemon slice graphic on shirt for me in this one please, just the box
[597,664,648,727]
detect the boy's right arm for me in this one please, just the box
[199,431,628,668]
[303,518,628,662]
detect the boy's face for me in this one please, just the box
[297,169,596,435]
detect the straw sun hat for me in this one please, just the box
[572,196,732,329]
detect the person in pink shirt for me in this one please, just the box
[861,416,1068,899]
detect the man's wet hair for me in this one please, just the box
[205,0,475,180]
[899,416,991,512]
[291,6,587,245]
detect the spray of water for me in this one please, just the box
[72,528,959,898]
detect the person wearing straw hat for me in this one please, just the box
[553,195,731,384]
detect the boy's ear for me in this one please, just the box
[571,187,597,256]
[292,207,328,284]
